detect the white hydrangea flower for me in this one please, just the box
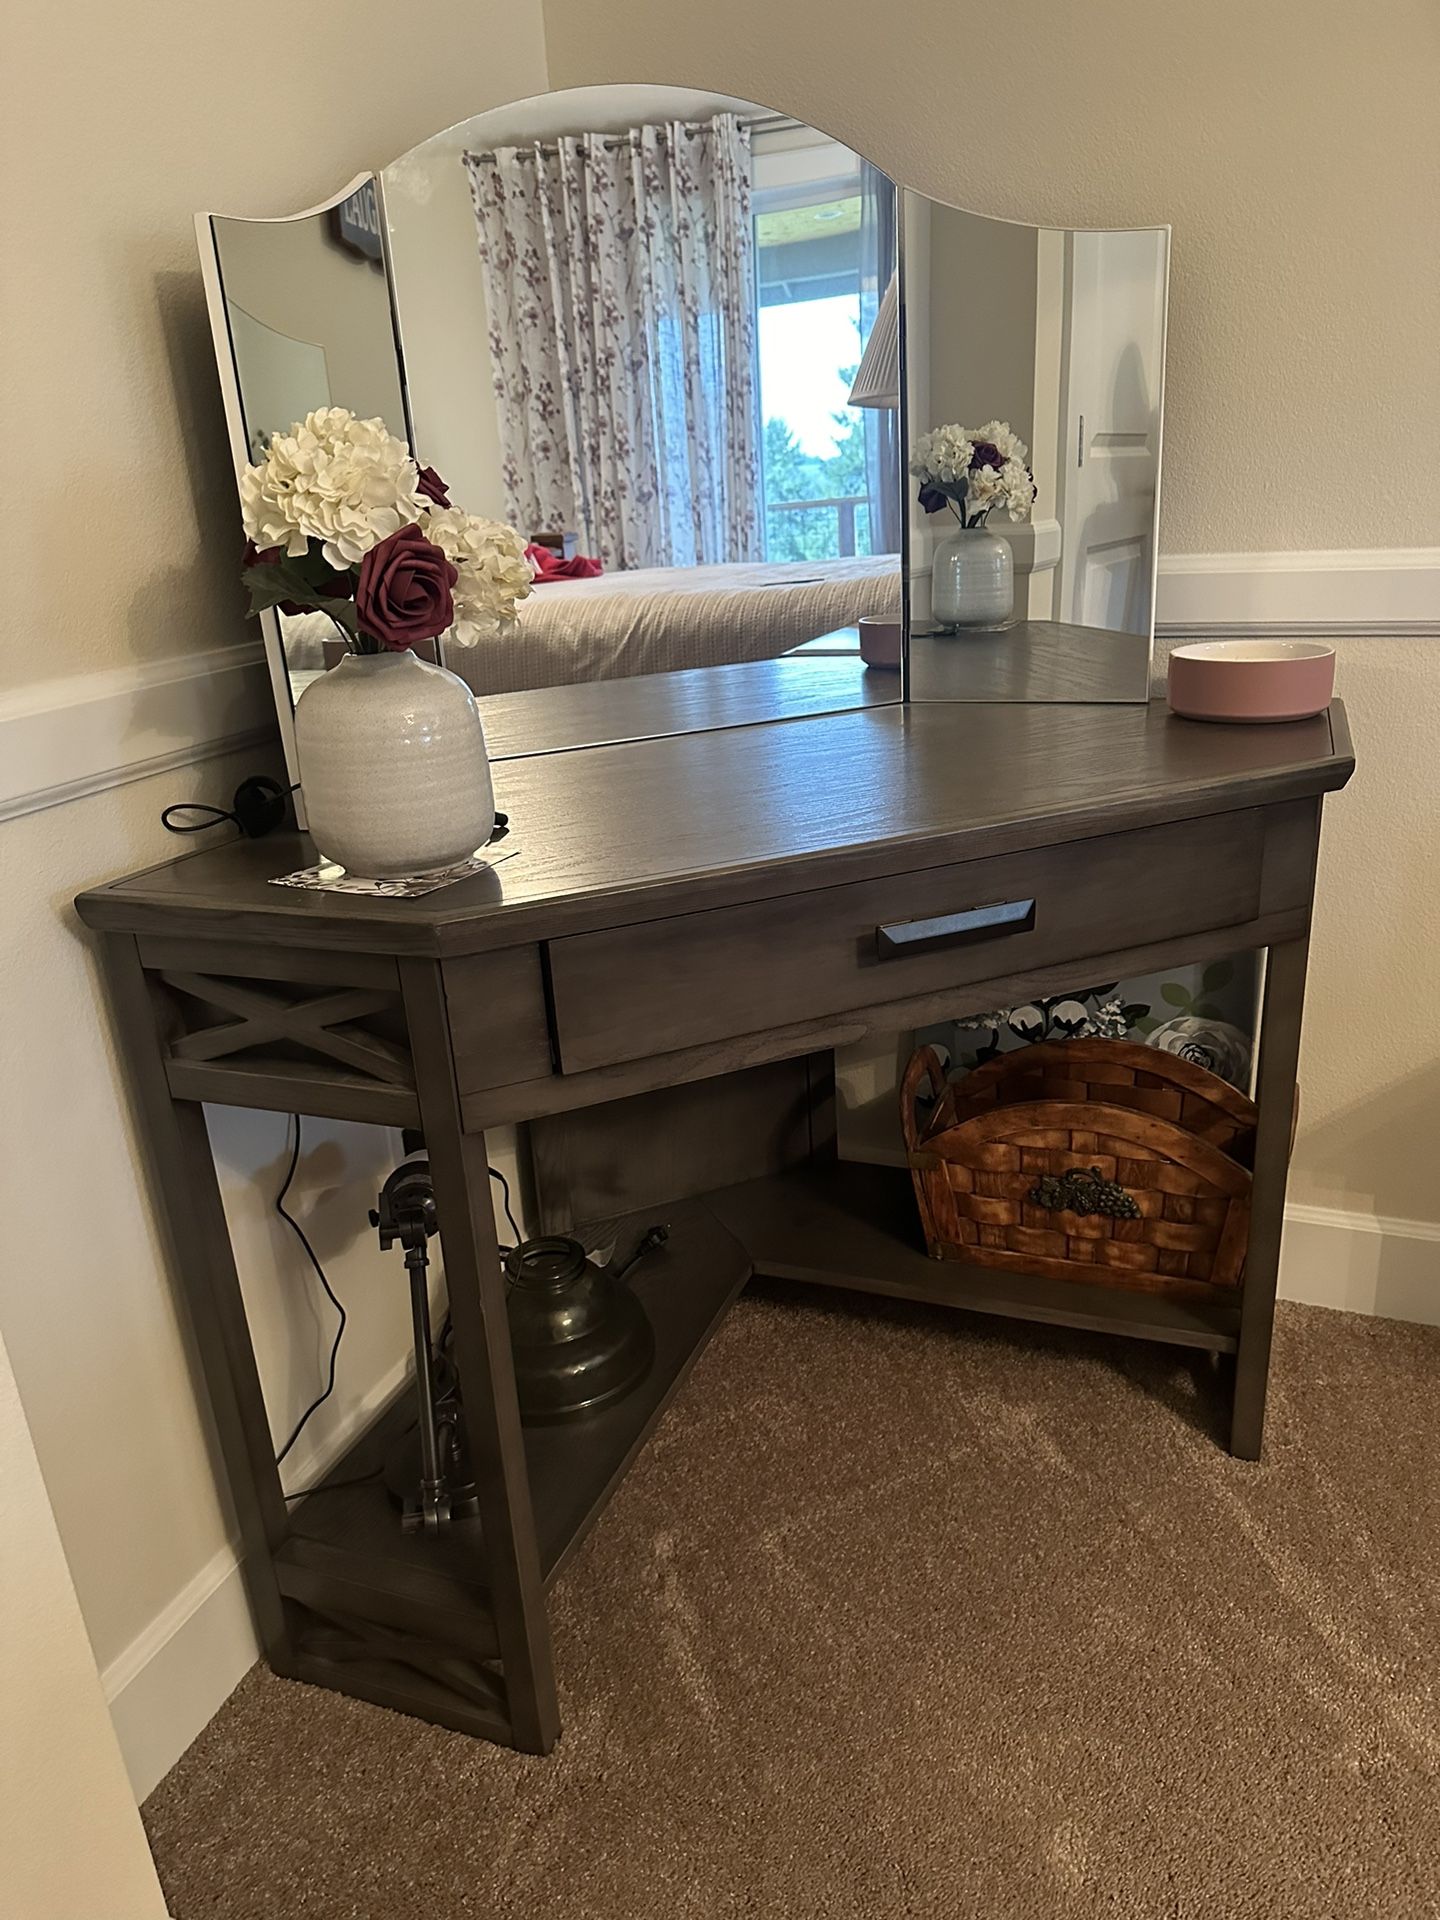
[909,421,1036,524]
[964,457,1036,521]
[423,507,535,643]
[974,420,1029,466]
[240,408,424,568]
[964,463,1004,513]
[909,424,975,490]
[997,457,1038,520]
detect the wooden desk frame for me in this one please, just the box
[77,697,1353,1753]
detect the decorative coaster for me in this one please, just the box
[270,839,520,899]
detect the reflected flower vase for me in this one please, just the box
[294,649,496,879]
[931,526,1015,631]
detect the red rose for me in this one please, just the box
[354,525,457,650]
[416,465,451,508]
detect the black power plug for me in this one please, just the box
[231,775,289,838]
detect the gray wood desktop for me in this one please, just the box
[786,622,1152,704]
[76,690,1354,1754]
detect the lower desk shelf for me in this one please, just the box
[274,1158,1235,1691]
[705,1159,1243,1355]
[277,1197,751,1637]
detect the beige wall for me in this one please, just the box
[0,1326,168,1918]
[0,0,549,1803]
[1,0,550,694]
[0,746,529,1797]
[542,0,1440,1233]
[0,751,477,1786]
[542,0,1440,554]
[925,204,1038,452]
[1270,636,1440,1219]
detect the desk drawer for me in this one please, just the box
[546,813,1263,1075]
[442,946,554,1097]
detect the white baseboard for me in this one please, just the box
[1156,547,1440,638]
[102,1545,258,1806]
[1279,1202,1440,1326]
[101,1355,413,1803]
[0,641,273,823]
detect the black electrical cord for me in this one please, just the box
[273,1115,348,1467]
[283,1468,382,1503]
[280,1154,512,1482]
[489,1164,521,1246]
[161,775,292,840]
[160,800,241,835]
[428,1165,520,1362]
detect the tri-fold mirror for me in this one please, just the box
[199,84,1168,780]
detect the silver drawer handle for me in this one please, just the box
[875,897,1036,959]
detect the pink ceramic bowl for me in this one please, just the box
[1168,640,1335,723]
[858,614,902,671]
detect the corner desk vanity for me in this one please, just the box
[77,689,1354,1754]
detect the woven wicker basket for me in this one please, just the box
[901,1039,1259,1299]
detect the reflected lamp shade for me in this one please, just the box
[847,271,900,409]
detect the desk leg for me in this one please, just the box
[99,933,291,1655]
[1230,935,1310,1460]
[400,960,561,1753]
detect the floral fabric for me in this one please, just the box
[932,955,1261,1091]
[464,117,761,572]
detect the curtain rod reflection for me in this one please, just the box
[463,113,798,164]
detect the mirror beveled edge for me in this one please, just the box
[198,83,1170,793]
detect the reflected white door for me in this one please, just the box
[1055,229,1167,634]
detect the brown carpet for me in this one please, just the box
[144,1288,1440,1920]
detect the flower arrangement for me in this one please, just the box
[909,420,1037,529]
[240,408,533,651]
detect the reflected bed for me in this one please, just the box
[456,554,901,696]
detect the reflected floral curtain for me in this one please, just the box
[464,116,760,571]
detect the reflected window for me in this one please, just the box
[753,137,876,561]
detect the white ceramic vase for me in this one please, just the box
[294,649,495,878]
[931,525,1015,630]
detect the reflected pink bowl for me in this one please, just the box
[1168,640,1335,723]
[858,615,902,671]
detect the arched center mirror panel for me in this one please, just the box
[199,84,1168,786]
